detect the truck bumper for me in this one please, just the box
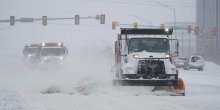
[114,74,178,86]
[113,79,178,86]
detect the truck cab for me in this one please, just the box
[40,42,68,63]
[123,36,176,76]
[23,44,41,63]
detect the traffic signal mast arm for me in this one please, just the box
[0,14,105,26]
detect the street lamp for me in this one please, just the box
[127,14,152,26]
[148,0,177,53]
[148,1,176,30]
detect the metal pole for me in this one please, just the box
[182,29,184,56]
[0,16,99,23]
[216,0,219,53]
[189,32,191,56]
[127,14,151,26]
[203,0,205,55]
[152,1,177,39]
[174,8,176,28]
[173,8,177,40]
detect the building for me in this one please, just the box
[196,0,220,64]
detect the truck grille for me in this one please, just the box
[137,60,166,79]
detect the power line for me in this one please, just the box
[74,0,195,8]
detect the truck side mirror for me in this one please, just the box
[169,39,179,57]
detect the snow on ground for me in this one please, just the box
[0,89,32,110]
[1,22,220,110]
[1,51,220,110]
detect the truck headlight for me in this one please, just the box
[125,67,134,74]
[42,57,47,61]
[59,56,64,60]
[28,54,32,57]
[132,54,139,59]
[166,54,171,58]
[42,43,45,46]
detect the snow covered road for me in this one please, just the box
[0,90,31,110]
[1,56,220,110]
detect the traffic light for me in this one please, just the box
[133,22,138,28]
[100,14,105,24]
[10,16,15,26]
[42,16,47,26]
[75,15,80,25]
[160,24,165,29]
[187,25,192,33]
[112,21,116,30]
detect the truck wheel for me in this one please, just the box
[184,65,189,70]
[116,69,123,78]
[201,68,204,71]
[198,67,203,71]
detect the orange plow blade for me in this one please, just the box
[174,78,185,96]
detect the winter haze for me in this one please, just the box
[1,0,220,110]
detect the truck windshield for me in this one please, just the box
[128,38,169,53]
[26,47,39,54]
[41,48,65,56]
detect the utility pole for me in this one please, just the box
[188,32,191,56]
[187,25,192,57]
[216,0,219,54]
[149,1,177,38]
[127,14,152,26]
[181,29,184,56]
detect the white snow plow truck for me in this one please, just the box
[40,42,68,63]
[113,28,185,96]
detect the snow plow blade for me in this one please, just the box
[113,79,178,86]
[113,78,185,96]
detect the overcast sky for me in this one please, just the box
[0,0,196,25]
[0,0,196,56]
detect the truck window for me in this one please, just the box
[26,47,40,54]
[129,38,169,53]
[41,48,65,56]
